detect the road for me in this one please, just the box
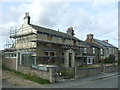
[2,71,118,88]
[40,72,118,88]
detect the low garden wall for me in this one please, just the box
[17,65,56,83]
[103,65,118,73]
[76,67,101,78]
[76,65,118,79]
[3,58,16,71]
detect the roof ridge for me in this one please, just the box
[30,24,81,41]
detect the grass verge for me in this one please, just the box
[2,66,50,84]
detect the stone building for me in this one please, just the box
[3,12,97,70]
[85,34,118,61]
[3,13,118,71]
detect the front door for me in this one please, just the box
[64,49,75,67]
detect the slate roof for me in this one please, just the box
[30,24,105,48]
[30,24,80,41]
[93,38,117,48]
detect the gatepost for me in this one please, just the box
[49,67,56,83]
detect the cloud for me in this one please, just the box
[0,1,118,50]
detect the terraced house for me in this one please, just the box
[2,13,118,71]
[85,34,118,62]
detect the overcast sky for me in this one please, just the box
[0,0,119,50]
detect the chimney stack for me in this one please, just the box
[23,12,31,25]
[86,34,94,42]
[67,27,75,36]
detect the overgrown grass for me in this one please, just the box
[78,65,100,69]
[2,66,50,84]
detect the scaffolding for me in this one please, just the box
[9,26,36,52]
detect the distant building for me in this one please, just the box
[85,34,118,61]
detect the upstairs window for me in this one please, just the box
[73,40,76,45]
[45,52,49,56]
[50,52,55,56]
[100,49,103,54]
[93,48,95,54]
[84,48,87,53]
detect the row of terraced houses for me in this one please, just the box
[2,13,118,70]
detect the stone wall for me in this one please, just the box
[76,65,118,79]
[76,67,101,78]
[103,65,118,73]
[17,65,56,83]
[3,58,16,71]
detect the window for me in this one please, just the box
[88,58,91,63]
[100,49,103,54]
[50,52,55,56]
[5,53,17,58]
[87,58,93,64]
[73,40,76,45]
[84,48,87,53]
[93,48,95,54]
[45,52,49,56]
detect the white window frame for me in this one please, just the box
[93,48,95,54]
[84,48,87,53]
[5,52,17,58]
[87,58,93,64]
[100,49,103,54]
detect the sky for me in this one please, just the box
[0,0,119,50]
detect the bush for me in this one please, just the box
[118,59,120,65]
[103,56,115,64]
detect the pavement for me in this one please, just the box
[57,71,118,83]
[28,71,118,88]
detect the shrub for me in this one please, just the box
[103,55,116,64]
[104,57,112,63]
